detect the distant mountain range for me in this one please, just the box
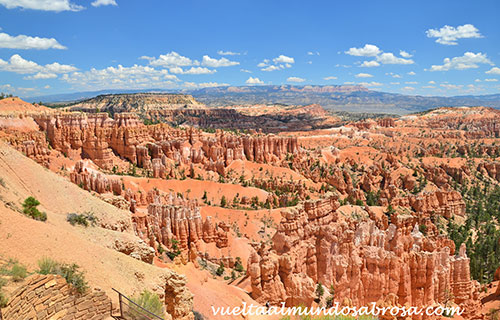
[26,85,500,115]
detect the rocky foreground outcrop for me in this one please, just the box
[248,196,478,308]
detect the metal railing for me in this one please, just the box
[112,288,164,320]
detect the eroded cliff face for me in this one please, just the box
[248,196,478,308]
[132,192,229,256]
[34,112,299,174]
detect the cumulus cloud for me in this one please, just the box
[273,55,294,64]
[407,71,416,75]
[323,76,337,80]
[485,78,498,82]
[169,66,216,75]
[355,73,373,78]
[261,65,280,72]
[245,77,264,85]
[217,50,240,56]
[258,55,294,71]
[0,0,84,11]
[61,64,180,90]
[347,44,413,66]
[376,52,413,65]
[429,52,492,71]
[240,69,252,73]
[402,86,415,91]
[426,24,482,45]
[307,51,320,56]
[201,55,239,67]
[287,76,305,83]
[360,60,380,67]
[485,67,500,75]
[345,44,381,57]
[149,52,198,68]
[91,0,117,7]
[24,72,57,80]
[400,50,413,58]
[0,32,66,49]
[0,54,77,75]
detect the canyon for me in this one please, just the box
[0,95,499,319]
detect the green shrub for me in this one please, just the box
[234,257,244,272]
[132,290,163,317]
[36,258,88,294]
[66,212,97,227]
[0,291,7,308]
[215,262,225,276]
[22,196,47,221]
[0,260,28,282]
[10,264,27,282]
[37,257,58,274]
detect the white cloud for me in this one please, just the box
[0,54,77,75]
[0,0,84,11]
[440,83,463,90]
[345,44,380,57]
[390,82,400,85]
[258,55,295,71]
[407,71,416,76]
[307,51,319,56]
[24,72,57,80]
[485,78,498,82]
[62,64,180,90]
[429,52,492,71]
[323,76,337,80]
[0,32,66,49]
[426,24,482,45]
[386,72,401,78]
[169,66,216,75]
[376,52,414,65]
[400,50,413,58]
[422,85,435,89]
[402,86,415,91]
[355,73,373,78]
[149,52,198,68]
[287,76,305,83]
[405,81,418,84]
[346,44,413,65]
[217,50,240,56]
[475,79,481,82]
[240,69,252,73]
[262,65,280,72]
[358,81,382,87]
[91,0,117,7]
[273,55,294,64]
[485,67,500,75]
[201,55,239,67]
[360,60,380,67]
[428,80,436,84]
[245,77,264,85]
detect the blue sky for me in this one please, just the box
[1,0,500,98]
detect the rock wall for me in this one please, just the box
[35,112,299,174]
[132,193,229,257]
[0,274,111,320]
[248,196,477,308]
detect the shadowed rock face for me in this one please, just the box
[248,196,477,307]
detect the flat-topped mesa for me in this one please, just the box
[248,196,477,308]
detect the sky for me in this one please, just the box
[0,0,500,98]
